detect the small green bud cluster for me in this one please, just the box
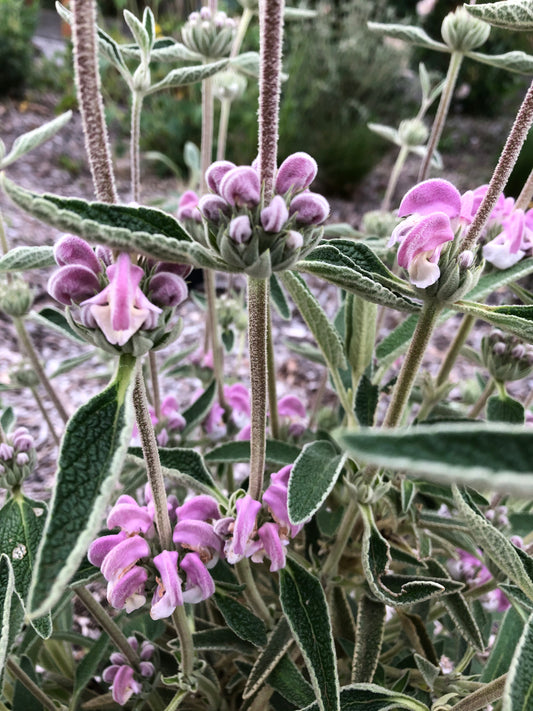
[0,427,36,489]
[0,277,33,317]
[441,7,490,53]
[422,240,481,304]
[181,7,237,59]
[398,118,429,148]
[362,210,401,240]
[481,331,533,383]
[213,70,247,103]
[216,293,248,332]
[12,367,40,388]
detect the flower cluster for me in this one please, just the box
[132,395,186,447]
[178,152,329,278]
[181,6,237,59]
[0,426,36,489]
[447,548,510,613]
[220,465,309,572]
[102,638,155,706]
[477,187,533,269]
[204,382,250,439]
[47,236,190,354]
[481,330,533,383]
[88,489,220,619]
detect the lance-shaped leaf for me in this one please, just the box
[301,683,430,711]
[367,22,449,52]
[1,178,227,270]
[121,39,202,63]
[181,380,216,434]
[124,9,152,59]
[466,1,533,31]
[503,612,533,711]
[288,441,346,525]
[72,632,110,709]
[270,273,291,320]
[352,595,386,683]
[453,301,533,341]
[146,59,229,94]
[1,111,72,169]
[0,554,25,684]
[453,486,533,602]
[337,424,533,496]
[280,558,340,711]
[481,606,525,682]
[280,271,347,369]
[466,258,533,301]
[28,354,138,618]
[467,49,533,74]
[243,617,293,700]
[192,627,255,655]
[0,246,55,272]
[205,439,301,466]
[213,591,267,647]
[360,504,462,606]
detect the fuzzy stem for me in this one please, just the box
[74,585,140,669]
[130,90,144,204]
[6,658,58,711]
[436,313,475,387]
[149,351,161,420]
[462,80,533,251]
[231,6,253,58]
[30,387,60,446]
[72,0,117,203]
[449,674,506,711]
[468,378,496,419]
[247,277,269,500]
[205,269,227,410]
[266,299,280,439]
[515,165,533,212]
[12,317,69,424]
[418,51,463,182]
[0,212,9,255]
[236,558,271,625]
[258,0,285,201]
[381,145,409,211]
[216,98,231,162]
[321,498,359,579]
[383,300,442,428]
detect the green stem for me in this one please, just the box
[231,6,253,59]
[30,387,60,446]
[0,212,9,254]
[468,378,496,419]
[463,79,533,251]
[321,498,359,580]
[236,558,271,625]
[13,317,69,424]
[266,299,279,440]
[216,98,231,162]
[381,145,409,211]
[516,166,533,211]
[6,658,58,711]
[205,269,227,410]
[130,90,144,204]
[163,690,189,711]
[247,277,269,501]
[74,585,140,669]
[449,674,506,711]
[418,51,463,182]
[383,300,442,428]
[171,607,195,679]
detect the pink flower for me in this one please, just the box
[275,152,318,195]
[109,664,142,706]
[180,552,215,603]
[224,495,261,564]
[173,520,223,568]
[261,195,289,233]
[229,215,253,244]
[107,494,154,535]
[289,192,330,225]
[151,550,183,619]
[483,209,532,269]
[177,190,201,222]
[205,160,236,193]
[219,166,261,207]
[253,522,288,572]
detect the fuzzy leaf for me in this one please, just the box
[30,307,85,343]
[72,632,110,708]
[376,314,418,360]
[181,380,216,434]
[204,439,301,466]
[124,9,151,57]
[367,123,399,145]
[266,654,316,707]
[0,555,25,684]
[337,424,533,496]
[147,59,229,94]
[279,558,340,711]
[242,617,293,700]
[466,1,533,30]
[270,273,291,320]
[367,22,449,52]
[284,6,317,19]
[192,627,255,655]
[468,49,533,74]
[0,246,55,272]
[352,596,386,683]
[1,112,72,169]
[288,441,346,525]
[28,355,137,617]
[280,271,347,369]
[481,606,525,682]
[453,301,533,341]
[122,40,202,63]
[230,51,260,78]
[503,612,533,711]
[300,683,430,711]
[213,592,267,647]
[467,258,533,301]
[355,375,379,427]
[487,395,525,424]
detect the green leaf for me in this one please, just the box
[284,6,317,19]
[288,441,346,525]
[466,1,533,31]
[300,683,429,711]
[0,246,55,272]
[72,632,110,708]
[147,59,229,94]
[280,271,346,369]
[466,258,533,302]
[192,627,256,655]
[352,595,386,683]
[50,352,94,379]
[376,314,418,360]
[368,123,399,145]
[487,395,525,424]
[242,617,293,700]
[230,51,260,78]
[279,558,340,711]
[468,49,533,74]
[181,380,216,434]
[123,40,202,63]
[337,424,533,495]
[503,612,533,711]
[1,178,226,270]
[213,591,267,647]
[355,375,379,427]
[1,112,72,169]
[325,240,403,285]
[481,606,525,682]
[30,307,85,343]
[367,22,449,52]
[124,9,151,57]
[270,274,291,320]
[28,355,138,617]
[0,554,25,684]
[205,439,301,466]
[12,655,43,711]
[1,407,15,433]
[453,301,533,342]
[266,654,316,707]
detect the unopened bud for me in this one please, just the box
[286,231,304,250]
[512,344,526,359]
[398,118,428,147]
[493,342,506,356]
[458,250,474,269]
[441,7,490,52]
[13,368,39,388]
[132,64,151,92]
[0,279,33,317]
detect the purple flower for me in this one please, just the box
[151,550,183,619]
[12,427,33,452]
[224,495,261,564]
[177,190,201,222]
[483,209,530,269]
[229,215,253,244]
[100,535,151,582]
[0,443,14,461]
[180,552,215,603]
[48,264,101,305]
[205,160,236,193]
[263,465,303,539]
[286,231,304,250]
[261,195,289,233]
[148,270,188,307]
[199,194,232,223]
[398,179,462,219]
[177,495,221,522]
[289,192,330,225]
[173,519,223,568]
[278,395,306,418]
[107,565,148,612]
[275,152,318,195]
[87,531,128,567]
[219,166,261,208]
[54,234,102,273]
[107,494,154,536]
[109,665,142,706]
[253,522,287,572]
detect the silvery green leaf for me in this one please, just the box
[142,6,155,46]
[453,301,533,341]
[30,307,86,343]
[413,655,440,690]
[0,554,25,684]
[467,49,533,74]
[337,424,533,496]
[213,592,267,647]
[1,111,72,169]
[367,22,449,52]
[230,51,260,79]
[270,273,291,320]
[466,258,533,301]
[355,375,379,427]
[301,683,430,711]
[204,439,301,466]
[146,59,229,94]
[0,246,55,272]
[124,9,151,58]
[466,1,533,31]
[481,606,525,682]
[419,62,431,99]
[184,141,201,184]
[280,271,347,370]
[264,654,316,708]
[352,596,386,683]
[323,223,364,239]
[367,123,400,146]
[284,7,317,19]
[502,612,533,711]
[242,617,293,700]
[192,627,255,655]
[288,441,347,525]
[1,408,14,433]
[133,41,202,63]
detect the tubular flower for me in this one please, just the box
[102,637,155,706]
[0,425,37,489]
[151,550,183,619]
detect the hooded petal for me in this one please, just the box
[277,395,306,418]
[226,495,262,562]
[177,190,201,221]
[101,535,151,581]
[397,212,455,276]
[198,194,232,223]
[220,166,261,207]
[107,494,154,535]
[256,522,287,572]
[148,271,188,307]
[48,264,101,305]
[54,234,102,273]
[180,552,215,603]
[151,550,183,619]
[173,520,223,567]
[88,531,128,567]
[111,664,142,706]
[261,195,289,233]
[177,495,221,522]
[275,152,318,195]
[107,565,148,611]
[205,160,236,194]
[229,215,253,243]
[398,179,462,219]
[289,192,329,225]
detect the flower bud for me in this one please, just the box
[205,160,236,194]
[213,70,247,102]
[289,192,330,225]
[0,278,33,317]
[54,234,102,273]
[132,64,151,92]
[13,368,39,388]
[181,6,236,59]
[48,264,101,305]
[261,195,289,233]
[177,190,201,222]
[220,166,260,207]
[398,118,428,147]
[275,152,318,195]
[229,215,252,244]
[286,230,304,250]
[441,7,490,52]
[198,194,231,223]
[362,210,401,239]
[148,272,188,307]
[482,332,533,382]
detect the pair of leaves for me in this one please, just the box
[466,1,533,31]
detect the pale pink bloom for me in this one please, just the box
[289,192,330,225]
[177,190,202,222]
[219,166,261,207]
[181,552,215,603]
[109,665,142,706]
[275,152,318,195]
[483,209,531,269]
[261,195,289,233]
[151,550,183,619]
[205,160,236,193]
[229,215,253,243]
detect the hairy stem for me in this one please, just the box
[149,351,161,420]
[13,317,69,424]
[463,80,533,251]
[216,98,231,162]
[6,658,58,711]
[450,674,506,711]
[231,6,253,58]
[130,90,144,204]
[469,377,495,419]
[205,269,227,410]
[72,0,117,203]
[266,299,279,439]
[418,51,463,182]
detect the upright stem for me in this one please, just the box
[13,317,69,424]
[463,80,533,251]
[231,7,253,58]
[0,212,9,254]
[383,300,442,428]
[450,674,506,711]
[381,145,409,211]
[435,313,475,388]
[418,51,463,182]
[130,90,144,204]
[72,0,117,203]
[247,277,269,500]
[266,299,280,439]
[236,558,271,625]
[216,98,232,162]
[515,165,533,211]
[6,659,58,711]
[469,378,495,419]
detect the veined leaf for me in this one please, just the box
[266,654,315,707]
[242,617,293,700]
[487,394,525,424]
[503,612,533,711]
[0,246,55,272]
[0,555,25,684]
[466,258,533,301]
[192,627,255,655]
[352,596,386,683]
[121,40,202,63]
[204,439,301,466]
[481,606,525,682]
[1,112,72,169]
[28,355,138,617]
[466,1,533,31]
[280,558,340,711]
[367,22,449,52]
[213,591,267,647]
[300,683,429,711]
[467,49,533,74]
[453,301,533,341]
[147,59,229,94]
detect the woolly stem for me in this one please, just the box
[130,90,144,204]
[449,674,506,711]
[266,299,280,439]
[321,498,359,580]
[6,659,58,711]
[71,0,117,203]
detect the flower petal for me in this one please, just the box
[398,179,462,218]
[151,550,183,619]
[180,552,215,603]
